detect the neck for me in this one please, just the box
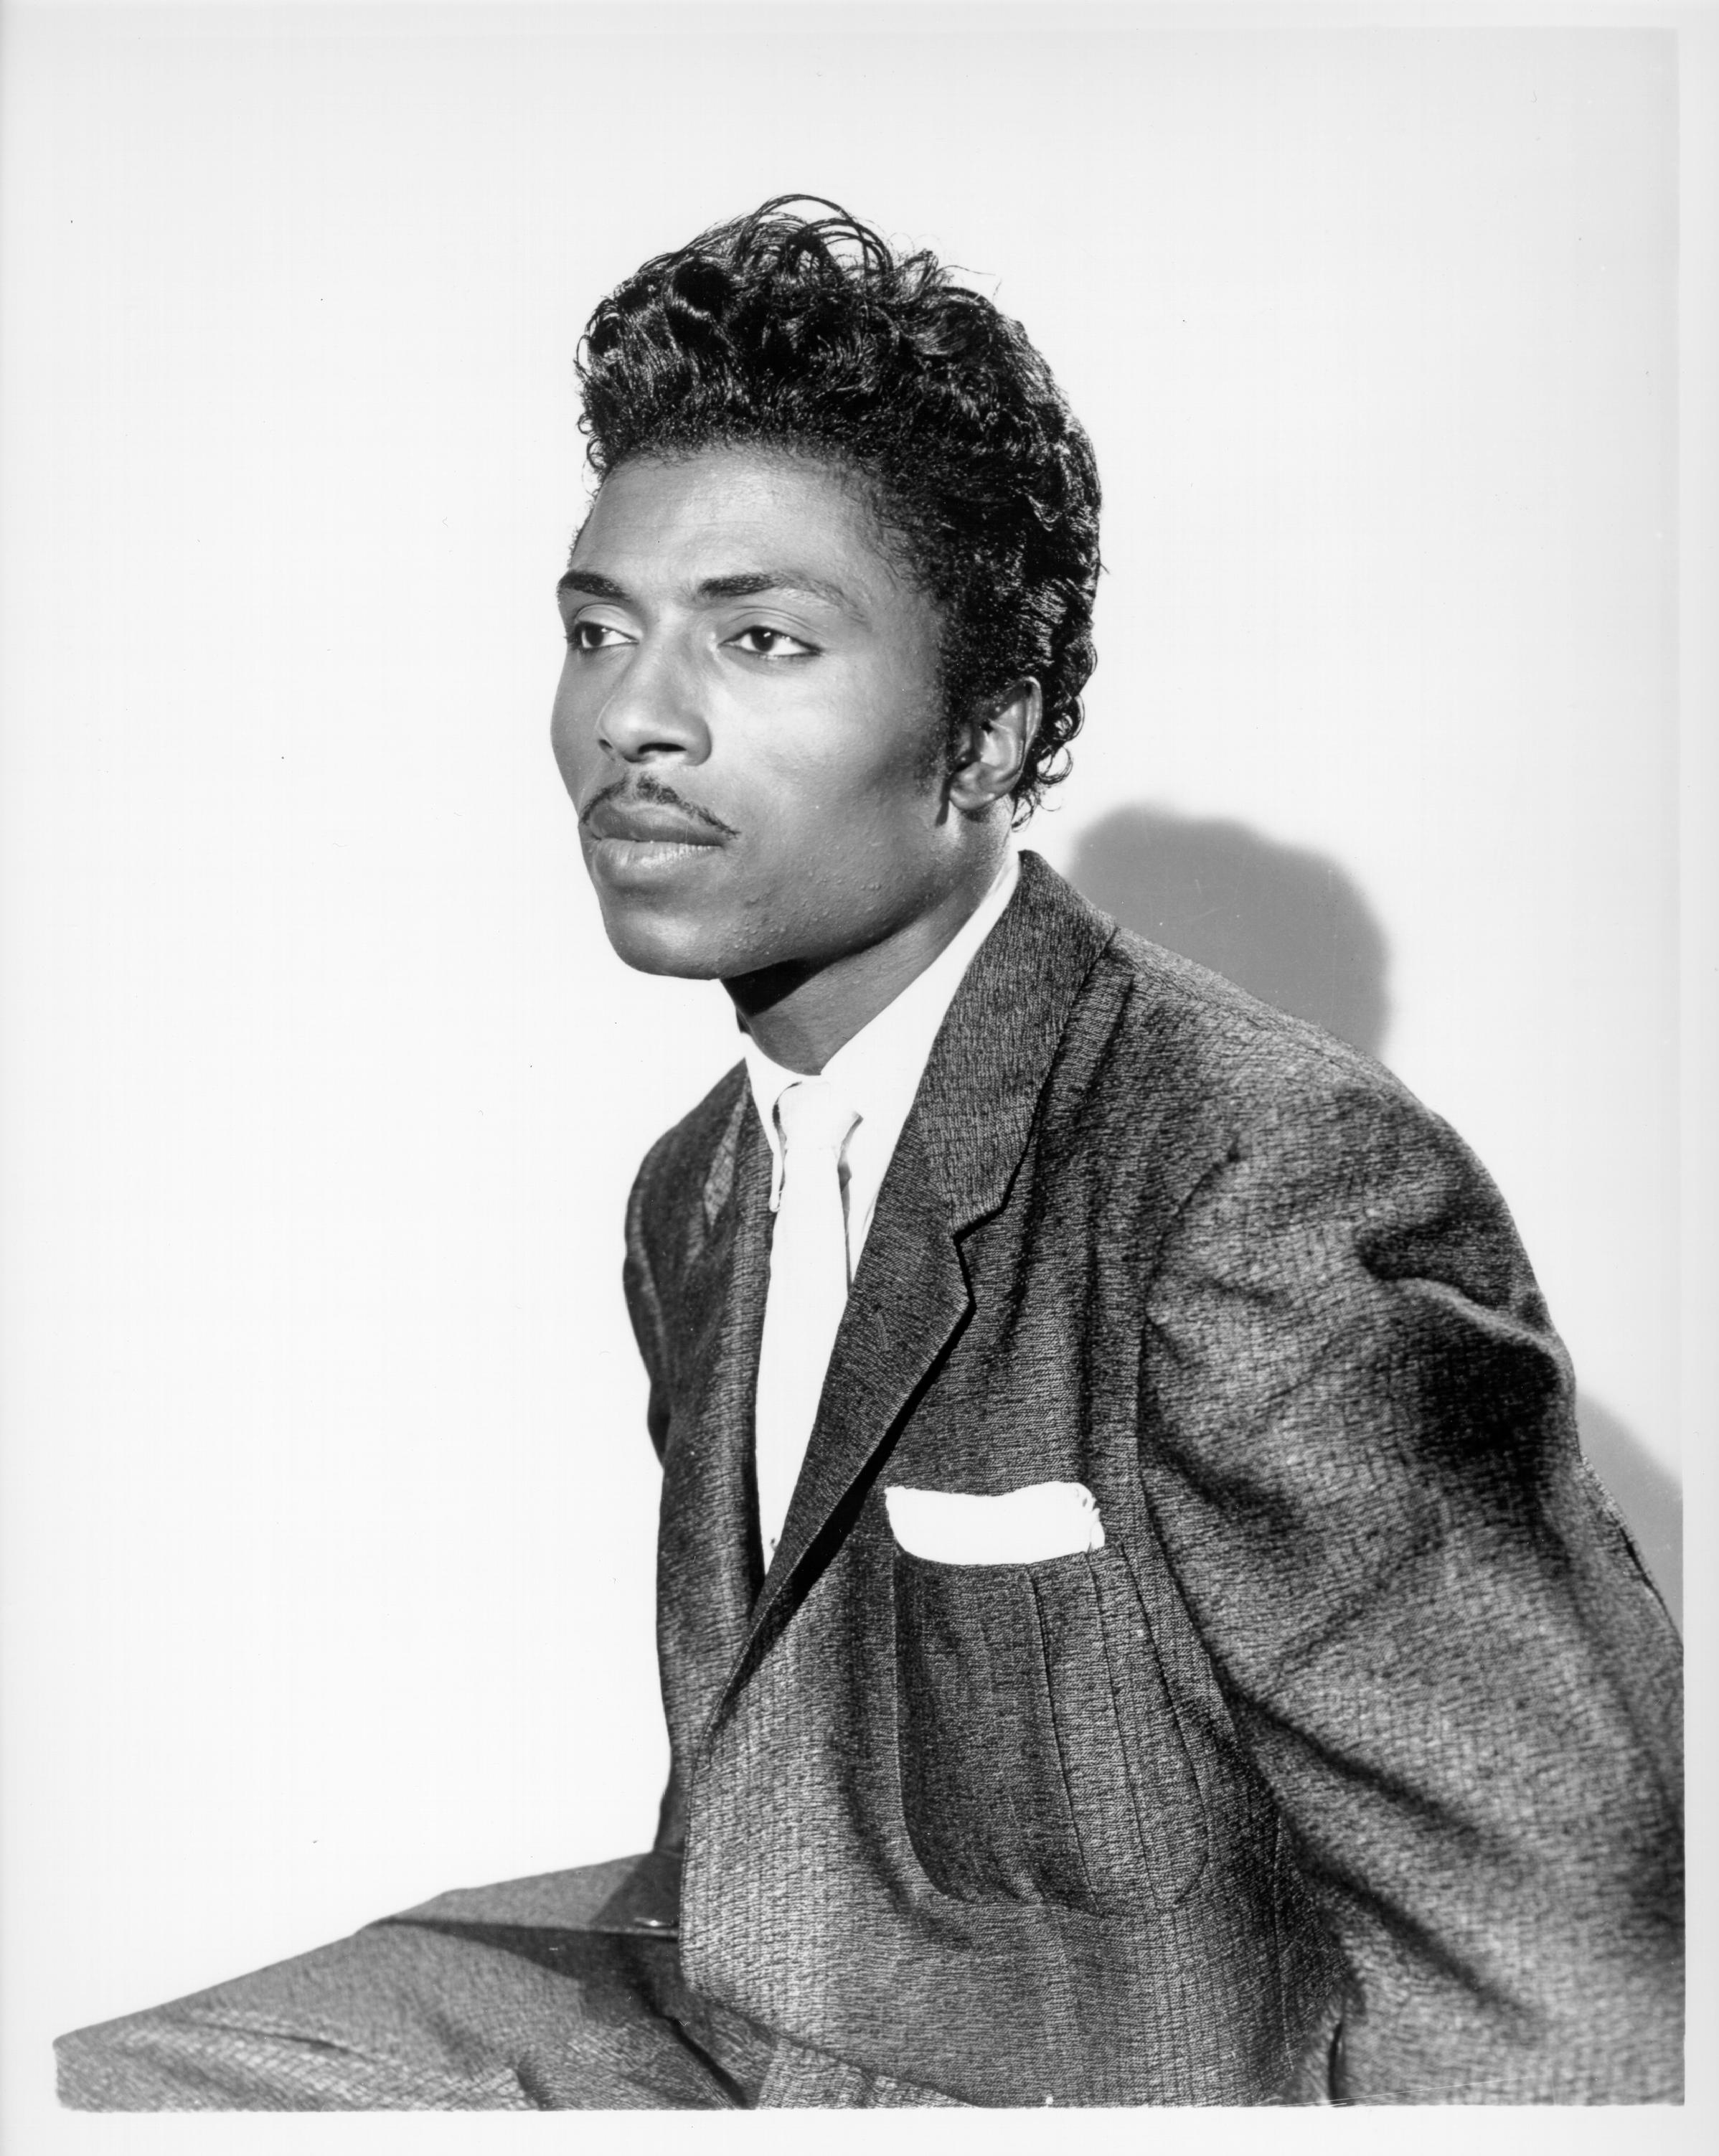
[726,847,1004,1075]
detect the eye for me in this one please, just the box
[567,618,631,652]
[727,624,817,658]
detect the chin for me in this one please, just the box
[595,900,735,980]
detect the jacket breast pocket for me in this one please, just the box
[892,1543,1207,1917]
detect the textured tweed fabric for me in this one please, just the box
[57,853,1682,2107]
[634,854,1682,2105]
[55,1853,958,2109]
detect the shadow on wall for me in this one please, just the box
[1578,1398,1682,1634]
[1065,802,1391,1056]
[1063,801,1682,1634]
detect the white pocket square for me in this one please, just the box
[883,1480,1106,1565]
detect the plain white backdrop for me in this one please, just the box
[2,6,1713,2151]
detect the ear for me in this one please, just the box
[946,679,1042,814]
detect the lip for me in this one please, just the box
[581,796,729,847]
[586,833,725,887]
[578,790,733,892]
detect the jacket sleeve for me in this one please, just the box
[1138,1080,1682,2102]
[623,1150,674,1464]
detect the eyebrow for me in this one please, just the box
[557,569,628,601]
[557,566,866,619]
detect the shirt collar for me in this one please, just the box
[742,847,1020,1210]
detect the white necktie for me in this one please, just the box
[754,1078,858,1566]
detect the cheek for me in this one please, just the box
[748,761,918,888]
[743,740,943,926]
[768,664,941,815]
[549,666,590,792]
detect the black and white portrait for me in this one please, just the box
[2,2,1708,2141]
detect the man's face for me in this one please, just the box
[551,446,959,982]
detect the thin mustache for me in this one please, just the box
[579,776,740,839]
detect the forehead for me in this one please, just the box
[569,446,910,603]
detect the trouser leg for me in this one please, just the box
[55,1852,964,2111]
[56,1901,766,2110]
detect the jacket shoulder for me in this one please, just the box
[1074,927,1527,1276]
[1098,926,1416,1119]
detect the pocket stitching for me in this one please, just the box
[893,1555,1040,1904]
[891,1543,1205,1919]
[1090,1550,1210,1909]
[1118,1539,1218,1863]
[1024,1569,1103,1911]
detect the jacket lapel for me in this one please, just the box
[656,1086,772,1751]
[721,854,1118,1693]
[746,1117,969,1644]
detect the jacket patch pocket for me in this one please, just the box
[893,1543,1207,1916]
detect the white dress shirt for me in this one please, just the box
[742,848,1019,1558]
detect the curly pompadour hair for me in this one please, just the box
[575,197,1101,815]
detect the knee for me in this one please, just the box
[55,2011,224,2112]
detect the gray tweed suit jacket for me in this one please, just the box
[624,850,1682,2106]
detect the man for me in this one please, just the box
[58,198,1681,2109]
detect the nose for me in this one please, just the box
[589,632,712,768]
